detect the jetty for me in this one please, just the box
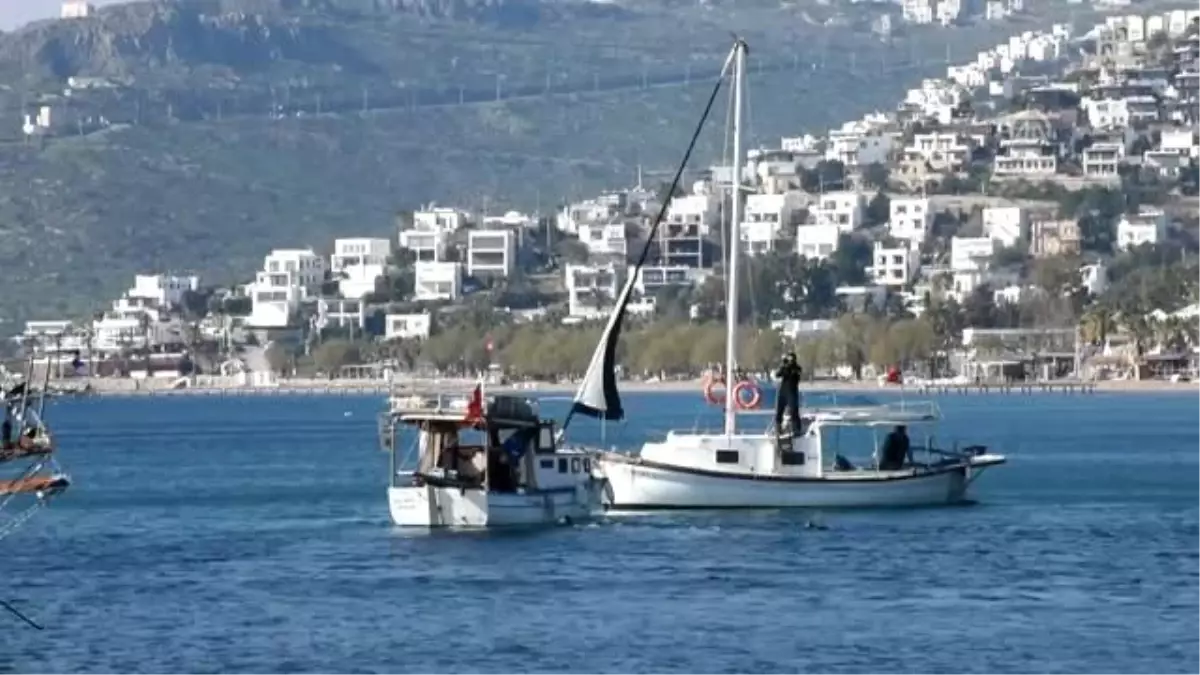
[910,380,1097,395]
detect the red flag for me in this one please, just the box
[464,383,484,426]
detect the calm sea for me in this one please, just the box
[2,390,1197,673]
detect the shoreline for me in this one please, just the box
[58,376,1200,397]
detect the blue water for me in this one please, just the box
[2,391,1197,673]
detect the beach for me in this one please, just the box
[63,374,1200,397]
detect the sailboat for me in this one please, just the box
[565,38,1006,510]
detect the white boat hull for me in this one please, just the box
[388,484,599,528]
[598,454,1004,510]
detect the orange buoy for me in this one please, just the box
[732,380,763,410]
[702,376,726,406]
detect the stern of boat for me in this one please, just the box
[388,484,489,527]
[963,451,1006,487]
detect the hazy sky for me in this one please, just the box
[0,0,127,30]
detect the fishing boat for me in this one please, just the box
[379,384,602,528]
[1,361,71,543]
[562,37,1006,510]
[1,355,72,630]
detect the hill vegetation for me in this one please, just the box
[0,0,1100,322]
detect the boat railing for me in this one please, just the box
[387,392,474,416]
[386,391,541,422]
[807,399,942,424]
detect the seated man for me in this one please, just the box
[878,425,910,471]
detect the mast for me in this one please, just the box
[723,39,746,437]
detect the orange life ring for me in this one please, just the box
[703,377,726,406]
[733,380,762,410]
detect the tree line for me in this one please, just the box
[283,314,937,380]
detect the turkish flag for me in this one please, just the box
[464,383,484,426]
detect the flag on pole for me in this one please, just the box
[463,380,484,427]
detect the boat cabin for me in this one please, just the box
[382,392,593,495]
[644,397,945,479]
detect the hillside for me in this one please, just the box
[0,0,1094,322]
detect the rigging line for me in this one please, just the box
[0,599,44,630]
[561,46,735,434]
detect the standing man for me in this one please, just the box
[774,352,803,435]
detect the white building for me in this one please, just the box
[810,191,864,232]
[577,222,628,258]
[665,193,720,235]
[482,211,535,231]
[247,249,326,328]
[1160,128,1199,159]
[90,317,145,353]
[950,236,997,298]
[556,193,629,236]
[413,261,462,302]
[981,207,1026,248]
[1082,97,1131,130]
[902,133,973,173]
[867,242,917,288]
[902,0,935,25]
[122,274,199,313]
[993,140,1058,177]
[951,236,996,270]
[1080,262,1109,296]
[398,228,449,262]
[331,237,391,300]
[384,313,433,341]
[21,105,76,137]
[60,0,94,18]
[316,297,366,333]
[466,229,518,278]
[565,263,623,320]
[741,191,806,255]
[632,265,705,296]
[795,224,842,260]
[17,320,87,355]
[888,198,933,249]
[825,126,896,168]
[1082,142,1125,179]
[413,207,471,233]
[1116,208,1168,250]
[398,207,467,261]
[947,64,989,89]
[937,0,963,25]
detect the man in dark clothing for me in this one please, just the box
[1,408,10,450]
[879,425,910,470]
[774,352,803,435]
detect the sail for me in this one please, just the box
[566,43,739,425]
[570,270,639,421]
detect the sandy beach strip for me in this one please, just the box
[64,376,1199,397]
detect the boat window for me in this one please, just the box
[539,458,555,469]
[781,452,805,466]
[557,458,568,473]
[537,425,555,453]
[716,450,739,464]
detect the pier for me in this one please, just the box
[87,384,395,398]
[912,381,1098,395]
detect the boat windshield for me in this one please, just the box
[803,392,882,409]
[820,422,933,467]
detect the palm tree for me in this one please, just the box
[1079,305,1116,346]
[1153,316,1191,354]
[1121,313,1153,360]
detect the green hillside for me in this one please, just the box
[0,0,1095,321]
